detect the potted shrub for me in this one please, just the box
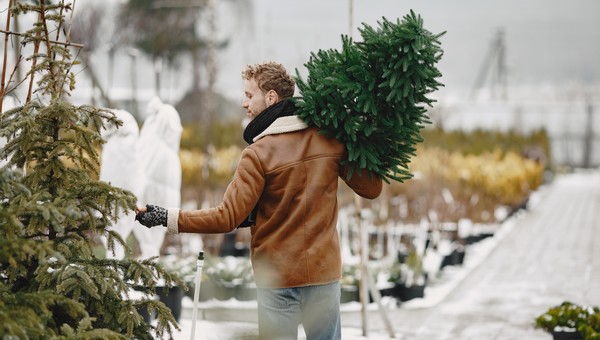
[203,256,255,301]
[385,249,427,302]
[340,263,360,303]
[396,249,427,301]
[535,301,600,340]
[381,258,402,299]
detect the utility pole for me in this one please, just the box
[582,98,594,168]
[493,28,507,101]
[471,28,507,101]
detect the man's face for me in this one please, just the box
[242,78,268,121]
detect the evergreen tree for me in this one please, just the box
[294,11,445,183]
[0,2,182,338]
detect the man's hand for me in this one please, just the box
[135,204,168,228]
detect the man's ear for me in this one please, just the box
[267,90,279,106]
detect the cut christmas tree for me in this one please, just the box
[294,11,445,183]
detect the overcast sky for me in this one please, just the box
[217,0,600,100]
[2,0,599,103]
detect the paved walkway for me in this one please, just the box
[365,169,600,339]
[172,169,600,339]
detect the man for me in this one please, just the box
[136,62,382,339]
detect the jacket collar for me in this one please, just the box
[253,116,308,142]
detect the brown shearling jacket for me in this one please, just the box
[166,116,382,288]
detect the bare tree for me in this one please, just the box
[68,3,113,107]
[116,0,201,96]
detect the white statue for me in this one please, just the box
[135,97,182,259]
[99,109,144,259]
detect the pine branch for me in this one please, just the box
[0,29,84,48]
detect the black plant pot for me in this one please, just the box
[214,282,237,301]
[157,286,185,322]
[379,285,397,298]
[132,286,155,323]
[340,285,359,303]
[187,280,216,301]
[394,283,425,302]
[456,249,465,265]
[479,232,494,240]
[187,280,251,302]
[464,234,482,245]
[339,285,379,303]
[551,329,583,340]
[465,232,494,245]
[440,249,465,269]
[199,280,216,301]
[137,305,153,324]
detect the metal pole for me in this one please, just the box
[348,0,370,336]
[348,0,354,39]
[355,195,369,337]
[583,99,593,168]
[190,251,205,340]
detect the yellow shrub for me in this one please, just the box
[390,146,545,222]
[180,146,242,188]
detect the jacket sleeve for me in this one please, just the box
[340,165,383,199]
[168,147,265,234]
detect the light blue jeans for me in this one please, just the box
[256,281,341,339]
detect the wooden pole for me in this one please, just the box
[348,1,371,335]
[355,195,370,337]
[367,270,396,338]
[355,194,396,338]
[348,2,395,337]
[1,0,14,112]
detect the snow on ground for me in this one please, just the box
[171,319,398,340]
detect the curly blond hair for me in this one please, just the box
[241,62,295,99]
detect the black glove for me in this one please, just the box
[135,204,168,228]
